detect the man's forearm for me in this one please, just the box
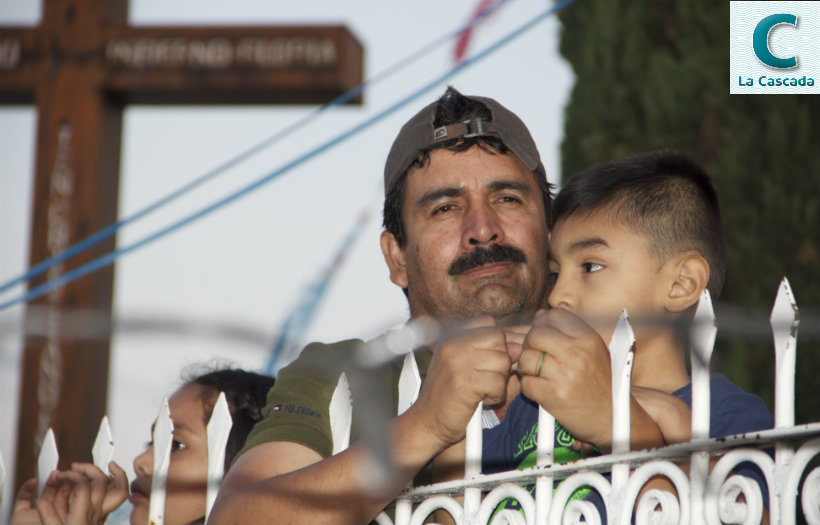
[207,408,447,525]
[209,447,393,524]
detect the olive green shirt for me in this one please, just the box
[238,339,433,486]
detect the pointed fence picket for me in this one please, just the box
[1,278,818,524]
[36,428,58,497]
[689,289,716,524]
[92,415,114,474]
[330,372,353,456]
[148,398,173,525]
[205,393,232,523]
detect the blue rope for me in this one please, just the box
[0,0,514,297]
[0,0,576,312]
[263,196,377,375]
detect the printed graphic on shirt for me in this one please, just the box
[493,421,595,516]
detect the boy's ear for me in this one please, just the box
[665,252,710,312]
[380,231,409,289]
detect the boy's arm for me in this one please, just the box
[630,386,692,445]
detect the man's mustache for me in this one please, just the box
[448,244,527,276]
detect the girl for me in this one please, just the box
[12,367,274,525]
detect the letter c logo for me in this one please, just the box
[753,13,798,69]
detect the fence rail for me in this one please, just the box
[1,277,817,524]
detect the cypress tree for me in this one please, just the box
[557,0,820,422]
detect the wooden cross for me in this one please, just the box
[0,0,363,490]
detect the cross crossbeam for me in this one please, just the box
[0,0,363,491]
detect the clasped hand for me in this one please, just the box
[408,309,616,454]
[11,462,128,525]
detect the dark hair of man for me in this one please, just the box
[552,149,727,298]
[186,368,275,472]
[383,87,553,247]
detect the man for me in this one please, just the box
[208,87,662,524]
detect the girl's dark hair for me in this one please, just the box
[185,367,275,472]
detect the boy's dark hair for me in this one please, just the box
[186,368,275,472]
[383,86,553,247]
[552,149,727,298]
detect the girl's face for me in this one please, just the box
[130,384,211,525]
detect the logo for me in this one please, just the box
[730,1,820,94]
[270,403,321,418]
[753,13,798,68]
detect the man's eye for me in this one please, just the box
[582,262,604,273]
[498,195,522,204]
[432,204,456,215]
[171,439,187,452]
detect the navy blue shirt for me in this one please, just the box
[481,374,773,515]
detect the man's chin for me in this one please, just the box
[490,308,539,327]
[468,287,532,324]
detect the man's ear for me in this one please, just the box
[665,252,710,312]
[380,230,409,289]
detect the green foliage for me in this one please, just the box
[557,0,820,422]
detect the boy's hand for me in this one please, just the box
[517,308,615,451]
[631,386,692,445]
[518,309,666,452]
[571,439,599,457]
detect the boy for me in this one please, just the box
[524,149,771,447]
[522,149,772,512]
[434,150,773,521]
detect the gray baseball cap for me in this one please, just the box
[383,93,547,196]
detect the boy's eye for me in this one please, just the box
[548,272,559,289]
[171,439,187,452]
[582,262,604,273]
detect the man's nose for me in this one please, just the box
[463,204,503,248]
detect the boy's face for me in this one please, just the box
[547,211,669,344]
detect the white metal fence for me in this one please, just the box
[1,277,817,524]
[331,278,818,525]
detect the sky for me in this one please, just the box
[0,0,574,517]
